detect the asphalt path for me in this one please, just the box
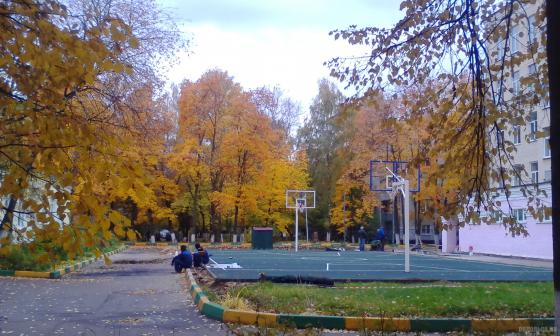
[0,247,227,336]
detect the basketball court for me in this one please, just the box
[206,249,552,282]
[214,160,555,283]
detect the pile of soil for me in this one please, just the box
[191,267,245,296]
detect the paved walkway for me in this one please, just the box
[0,247,227,336]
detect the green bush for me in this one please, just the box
[0,238,122,271]
[0,245,51,271]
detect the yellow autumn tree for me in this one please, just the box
[0,0,183,264]
[170,71,310,236]
[0,0,140,261]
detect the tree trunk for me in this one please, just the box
[0,196,17,233]
[545,0,560,333]
[233,205,239,234]
[209,203,217,233]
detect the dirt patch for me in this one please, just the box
[191,267,246,296]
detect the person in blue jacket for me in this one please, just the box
[193,242,210,267]
[171,245,192,273]
[371,226,386,251]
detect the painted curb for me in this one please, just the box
[127,242,178,247]
[0,245,128,280]
[184,270,554,332]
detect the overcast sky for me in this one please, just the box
[158,0,403,115]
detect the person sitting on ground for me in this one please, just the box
[371,226,386,251]
[171,244,192,273]
[193,242,210,267]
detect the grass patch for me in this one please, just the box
[0,238,122,272]
[0,245,52,271]
[220,281,553,318]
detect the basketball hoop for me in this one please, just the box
[296,198,306,213]
[370,161,412,273]
[286,190,315,252]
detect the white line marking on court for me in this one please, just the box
[209,257,218,265]
[337,252,340,256]
[326,263,330,271]
[211,268,550,273]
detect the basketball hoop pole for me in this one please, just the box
[286,190,315,252]
[403,180,410,273]
[305,208,308,242]
[391,178,410,273]
[372,161,417,273]
[295,207,299,252]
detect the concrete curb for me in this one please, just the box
[0,245,128,279]
[185,270,554,332]
[127,242,178,247]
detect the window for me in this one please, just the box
[497,129,505,147]
[528,15,537,45]
[544,127,551,158]
[528,63,537,76]
[512,71,520,96]
[513,125,521,145]
[510,25,520,54]
[512,209,526,222]
[529,111,537,141]
[499,167,507,188]
[530,161,538,184]
[543,87,550,108]
[421,224,431,235]
[496,38,505,59]
[544,170,552,182]
[513,164,523,186]
[490,210,503,223]
[527,64,537,95]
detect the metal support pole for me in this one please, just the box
[403,180,410,273]
[305,208,309,242]
[295,208,299,252]
[343,193,346,242]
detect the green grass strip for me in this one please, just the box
[410,318,471,332]
[530,318,555,327]
[278,314,345,329]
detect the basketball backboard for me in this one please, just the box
[369,160,420,192]
[286,190,315,209]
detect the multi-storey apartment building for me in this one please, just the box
[442,0,552,259]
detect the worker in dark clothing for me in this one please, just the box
[193,242,210,267]
[371,226,386,251]
[171,245,192,273]
[358,226,367,251]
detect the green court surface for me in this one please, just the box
[206,250,552,282]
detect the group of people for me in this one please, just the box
[358,226,386,251]
[171,243,210,273]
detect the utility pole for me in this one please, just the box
[343,192,346,242]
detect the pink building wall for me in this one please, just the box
[440,184,553,260]
[458,221,552,260]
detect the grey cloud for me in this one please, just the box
[159,0,402,31]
